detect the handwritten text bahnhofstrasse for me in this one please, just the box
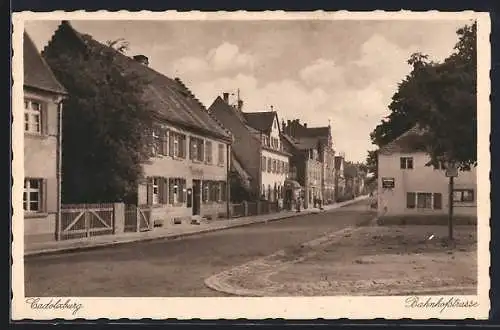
[405,296,479,313]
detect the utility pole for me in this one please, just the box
[445,160,458,242]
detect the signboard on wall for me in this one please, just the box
[381,177,395,189]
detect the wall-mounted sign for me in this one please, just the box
[381,177,395,189]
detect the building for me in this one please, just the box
[377,125,477,218]
[281,119,335,208]
[208,94,291,204]
[23,31,67,243]
[42,21,233,225]
[334,154,346,201]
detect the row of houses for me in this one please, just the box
[22,21,365,244]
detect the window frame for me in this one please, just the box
[24,98,43,134]
[24,178,42,212]
[406,191,442,210]
[400,157,414,170]
[453,189,475,203]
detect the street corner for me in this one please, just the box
[204,225,477,297]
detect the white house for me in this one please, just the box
[377,125,477,219]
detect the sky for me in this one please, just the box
[25,19,472,163]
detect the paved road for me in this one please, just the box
[25,200,375,297]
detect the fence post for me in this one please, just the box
[136,206,140,232]
[113,203,125,234]
[243,201,248,217]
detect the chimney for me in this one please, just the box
[237,99,244,111]
[304,123,307,128]
[223,93,229,103]
[133,55,149,66]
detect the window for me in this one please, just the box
[152,177,160,204]
[218,144,225,165]
[417,193,432,208]
[407,192,440,209]
[168,178,186,204]
[267,158,272,173]
[205,141,213,164]
[24,99,42,134]
[169,132,186,158]
[453,189,475,202]
[202,181,209,203]
[151,127,162,156]
[24,178,42,212]
[400,157,414,169]
[262,156,267,171]
[190,137,204,162]
[147,177,168,205]
[272,160,277,173]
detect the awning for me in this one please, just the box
[284,179,301,189]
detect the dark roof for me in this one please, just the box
[292,137,320,150]
[299,126,330,138]
[243,111,276,133]
[24,32,66,95]
[378,125,428,155]
[46,22,230,141]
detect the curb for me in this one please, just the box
[25,196,369,258]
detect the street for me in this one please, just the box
[25,200,375,297]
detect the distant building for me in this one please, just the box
[281,119,335,208]
[208,94,291,203]
[23,31,67,243]
[334,155,346,201]
[43,21,233,224]
[377,125,477,218]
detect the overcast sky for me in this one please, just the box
[25,19,472,163]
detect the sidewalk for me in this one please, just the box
[25,195,369,257]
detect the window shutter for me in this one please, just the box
[180,136,186,158]
[42,103,49,135]
[146,178,153,205]
[406,192,416,209]
[168,179,174,204]
[169,132,174,156]
[433,193,442,209]
[42,178,48,212]
[162,130,168,155]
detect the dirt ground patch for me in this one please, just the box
[268,225,477,296]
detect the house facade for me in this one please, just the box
[281,119,333,209]
[377,126,477,218]
[42,21,233,225]
[208,94,291,205]
[23,32,67,243]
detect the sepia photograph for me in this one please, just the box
[12,11,490,320]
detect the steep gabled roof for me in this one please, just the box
[24,31,66,95]
[378,125,428,155]
[242,111,277,134]
[44,21,231,141]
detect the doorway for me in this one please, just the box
[192,180,201,215]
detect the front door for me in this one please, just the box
[192,180,201,215]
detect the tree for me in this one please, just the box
[44,38,155,203]
[369,21,477,170]
[365,149,378,178]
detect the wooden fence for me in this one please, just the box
[59,203,115,240]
